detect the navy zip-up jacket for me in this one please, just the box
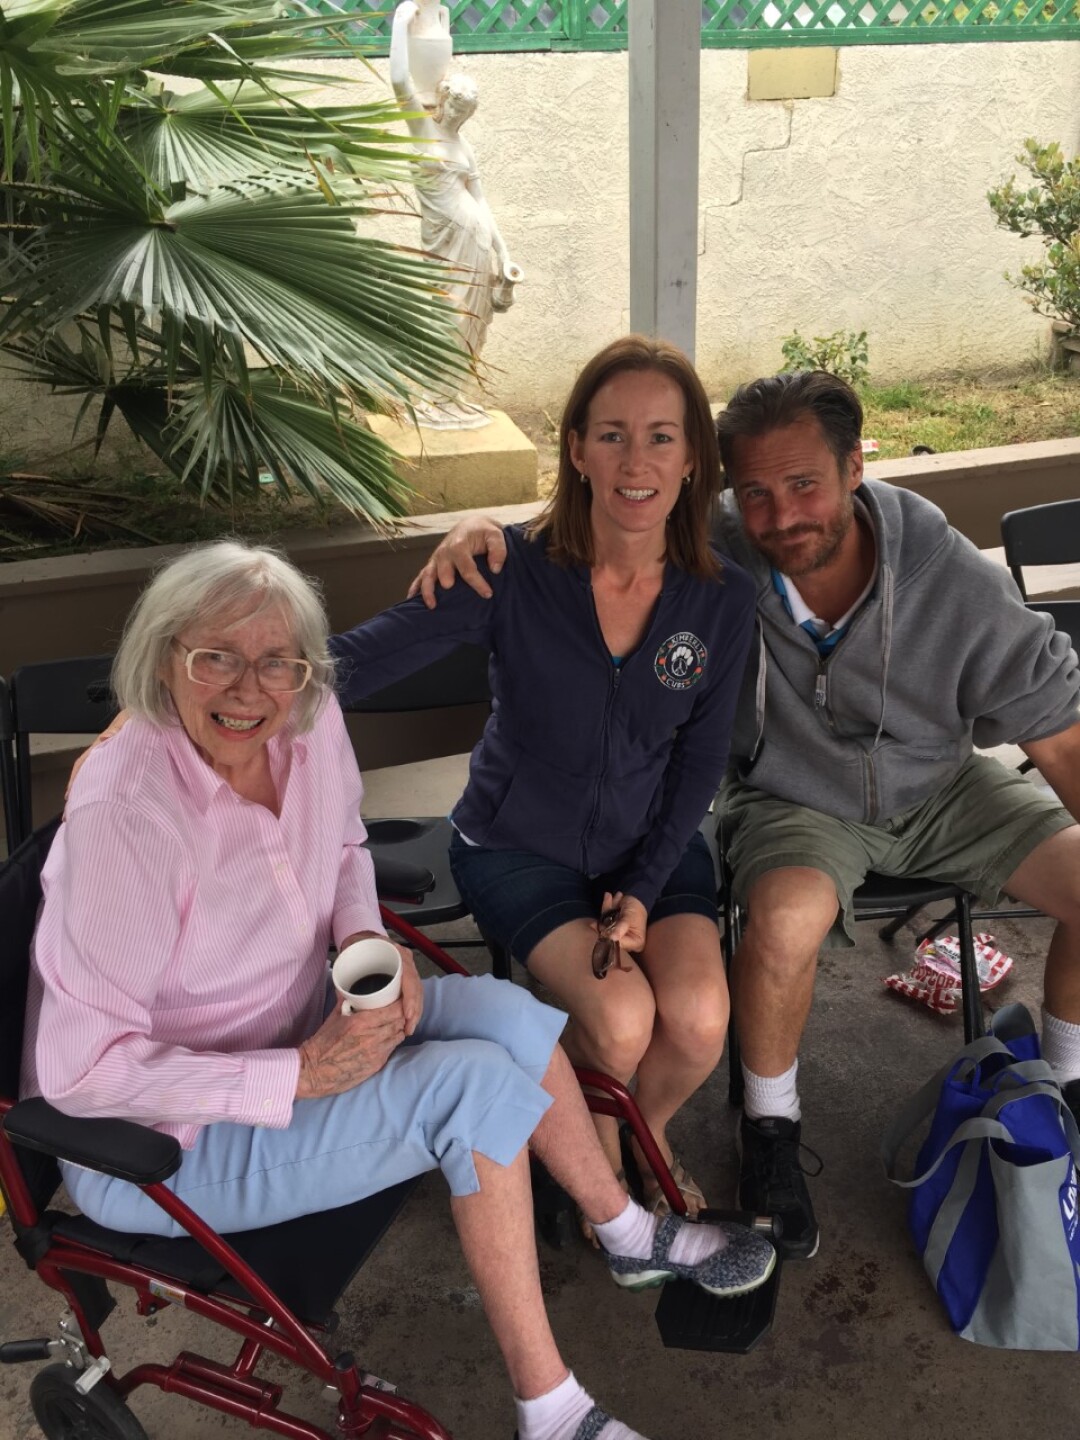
[331,526,757,914]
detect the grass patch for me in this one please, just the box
[861,373,1080,459]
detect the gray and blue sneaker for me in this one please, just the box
[606,1213,776,1297]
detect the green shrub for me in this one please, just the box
[988,140,1080,337]
[779,329,869,387]
[0,0,468,529]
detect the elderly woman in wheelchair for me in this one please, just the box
[20,542,774,1440]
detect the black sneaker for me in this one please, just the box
[737,1113,821,1260]
[1062,1079,1080,1127]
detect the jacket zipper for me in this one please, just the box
[812,652,879,821]
[582,589,621,874]
[863,751,878,824]
[582,572,671,873]
[801,603,881,825]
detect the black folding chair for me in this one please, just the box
[1001,497,1080,600]
[0,820,452,1440]
[0,675,17,855]
[343,645,490,955]
[9,655,117,845]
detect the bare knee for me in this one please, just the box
[739,868,839,980]
[574,987,657,1079]
[654,979,729,1063]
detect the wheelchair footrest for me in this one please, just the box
[0,1340,54,1364]
[655,1208,782,1354]
[654,1264,781,1353]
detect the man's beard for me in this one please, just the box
[756,497,855,578]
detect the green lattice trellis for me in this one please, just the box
[308,0,1080,49]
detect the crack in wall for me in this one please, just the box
[700,99,794,256]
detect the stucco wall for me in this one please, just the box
[347,41,1080,409]
[6,41,1080,465]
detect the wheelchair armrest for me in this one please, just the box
[4,1098,181,1186]
[372,855,436,904]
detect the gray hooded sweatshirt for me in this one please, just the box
[712,478,1080,825]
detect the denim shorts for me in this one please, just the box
[449,830,719,965]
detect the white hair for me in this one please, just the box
[112,540,335,733]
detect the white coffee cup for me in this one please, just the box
[332,938,403,1014]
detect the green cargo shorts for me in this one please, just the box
[719,754,1074,948]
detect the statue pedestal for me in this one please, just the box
[368,409,538,515]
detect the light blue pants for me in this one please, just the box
[64,975,567,1239]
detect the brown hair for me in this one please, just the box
[527,335,723,580]
[716,371,863,483]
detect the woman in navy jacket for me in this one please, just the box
[333,337,756,1219]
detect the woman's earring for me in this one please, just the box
[682,473,693,487]
[579,472,589,485]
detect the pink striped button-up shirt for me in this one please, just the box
[21,698,385,1149]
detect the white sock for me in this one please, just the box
[589,1196,725,1267]
[1041,1008,1080,1083]
[742,1060,801,1122]
[515,1371,648,1440]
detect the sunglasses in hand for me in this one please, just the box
[591,906,632,980]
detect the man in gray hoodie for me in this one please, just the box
[408,370,1080,1264]
[712,371,1080,1260]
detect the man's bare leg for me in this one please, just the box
[731,866,839,1079]
[1001,827,1080,1086]
[729,865,839,1259]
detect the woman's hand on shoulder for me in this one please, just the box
[406,517,507,608]
[599,891,648,953]
[295,1003,407,1101]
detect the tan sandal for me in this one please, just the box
[641,1154,707,1219]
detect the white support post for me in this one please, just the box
[628,0,701,360]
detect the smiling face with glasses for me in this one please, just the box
[164,607,308,778]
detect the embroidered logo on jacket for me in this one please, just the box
[654,632,707,691]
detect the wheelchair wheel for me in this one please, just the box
[29,1364,149,1440]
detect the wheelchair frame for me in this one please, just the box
[1,884,687,1440]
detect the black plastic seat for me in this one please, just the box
[9,654,117,844]
[1001,498,1080,600]
[45,1182,416,1328]
[0,675,17,854]
[345,644,490,930]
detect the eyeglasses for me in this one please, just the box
[173,641,313,694]
[591,907,631,980]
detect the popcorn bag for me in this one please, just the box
[883,933,1013,1015]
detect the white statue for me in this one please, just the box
[390,0,523,428]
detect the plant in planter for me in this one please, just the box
[779,328,869,387]
[988,140,1080,345]
[0,0,470,536]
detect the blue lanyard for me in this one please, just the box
[770,570,849,658]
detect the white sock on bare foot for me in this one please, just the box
[515,1371,649,1440]
[589,1197,725,1267]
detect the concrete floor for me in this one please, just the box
[4,756,1080,1439]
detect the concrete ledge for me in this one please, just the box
[3,436,1078,799]
[866,437,1080,550]
[0,502,542,789]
